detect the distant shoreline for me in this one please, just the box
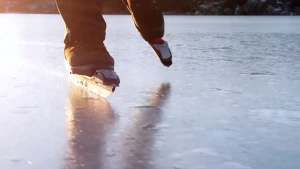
[1,1,299,16]
[0,12,298,16]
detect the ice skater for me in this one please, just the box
[55,0,173,87]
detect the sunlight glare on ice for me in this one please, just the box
[0,15,25,72]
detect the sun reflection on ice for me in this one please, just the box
[0,14,26,74]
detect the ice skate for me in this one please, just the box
[64,40,120,98]
[148,38,173,67]
[122,0,173,67]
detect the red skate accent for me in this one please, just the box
[150,37,164,44]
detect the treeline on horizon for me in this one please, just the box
[102,0,300,15]
[0,0,300,14]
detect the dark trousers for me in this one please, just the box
[55,0,165,44]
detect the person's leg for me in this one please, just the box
[122,0,173,67]
[55,0,116,77]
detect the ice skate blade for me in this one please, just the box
[69,74,116,98]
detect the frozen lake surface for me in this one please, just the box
[0,14,300,169]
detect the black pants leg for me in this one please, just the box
[55,0,107,44]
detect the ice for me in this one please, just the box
[0,14,300,169]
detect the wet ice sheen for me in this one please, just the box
[0,14,300,169]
